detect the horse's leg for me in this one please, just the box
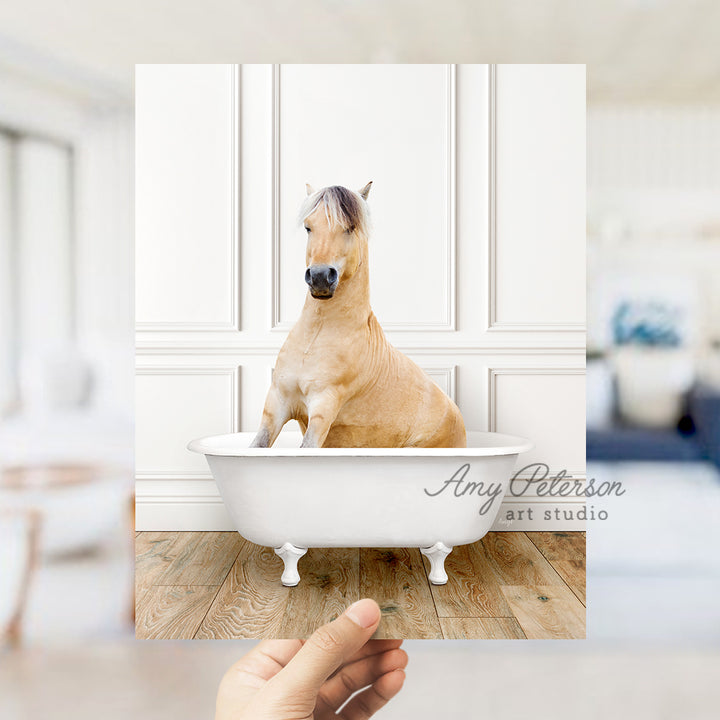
[300,391,342,448]
[250,384,289,448]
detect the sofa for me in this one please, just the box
[587,383,720,468]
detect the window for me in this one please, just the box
[0,129,74,416]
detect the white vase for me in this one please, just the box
[613,346,695,428]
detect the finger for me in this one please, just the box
[253,639,305,670]
[225,639,303,686]
[339,669,406,720]
[330,639,403,675]
[268,599,381,699]
[318,648,408,711]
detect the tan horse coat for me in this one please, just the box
[251,184,466,448]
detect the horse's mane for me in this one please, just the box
[299,186,371,238]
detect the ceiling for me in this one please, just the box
[0,0,719,105]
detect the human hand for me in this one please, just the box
[215,599,407,719]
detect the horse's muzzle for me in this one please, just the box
[305,264,338,299]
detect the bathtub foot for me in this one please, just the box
[421,542,453,585]
[274,543,307,586]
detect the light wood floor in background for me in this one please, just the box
[135,531,585,640]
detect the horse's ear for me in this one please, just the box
[358,181,372,200]
[305,183,315,196]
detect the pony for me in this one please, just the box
[251,182,466,448]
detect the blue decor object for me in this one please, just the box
[612,300,684,347]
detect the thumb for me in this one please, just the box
[269,599,381,699]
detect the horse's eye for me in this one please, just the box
[304,226,311,232]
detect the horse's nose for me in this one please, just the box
[306,264,338,298]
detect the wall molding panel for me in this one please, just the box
[136,342,587,356]
[135,365,240,479]
[270,64,457,333]
[487,366,586,477]
[422,365,457,402]
[486,64,586,334]
[135,64,240,332]
[487,366,585,430]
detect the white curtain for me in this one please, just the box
[0,132,15,415]
[0,131,74,416]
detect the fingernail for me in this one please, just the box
[345,599,380,628]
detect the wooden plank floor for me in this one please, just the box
[135,531,585,640]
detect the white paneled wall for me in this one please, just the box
[136,64,586,531]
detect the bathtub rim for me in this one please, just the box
[187,430,533,457]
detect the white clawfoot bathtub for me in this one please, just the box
[188,431,532,586]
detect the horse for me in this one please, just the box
[250,182,466,449]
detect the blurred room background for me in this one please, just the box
[0,36,134,646]
[1,1,720,718]
[587,103,720,641]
